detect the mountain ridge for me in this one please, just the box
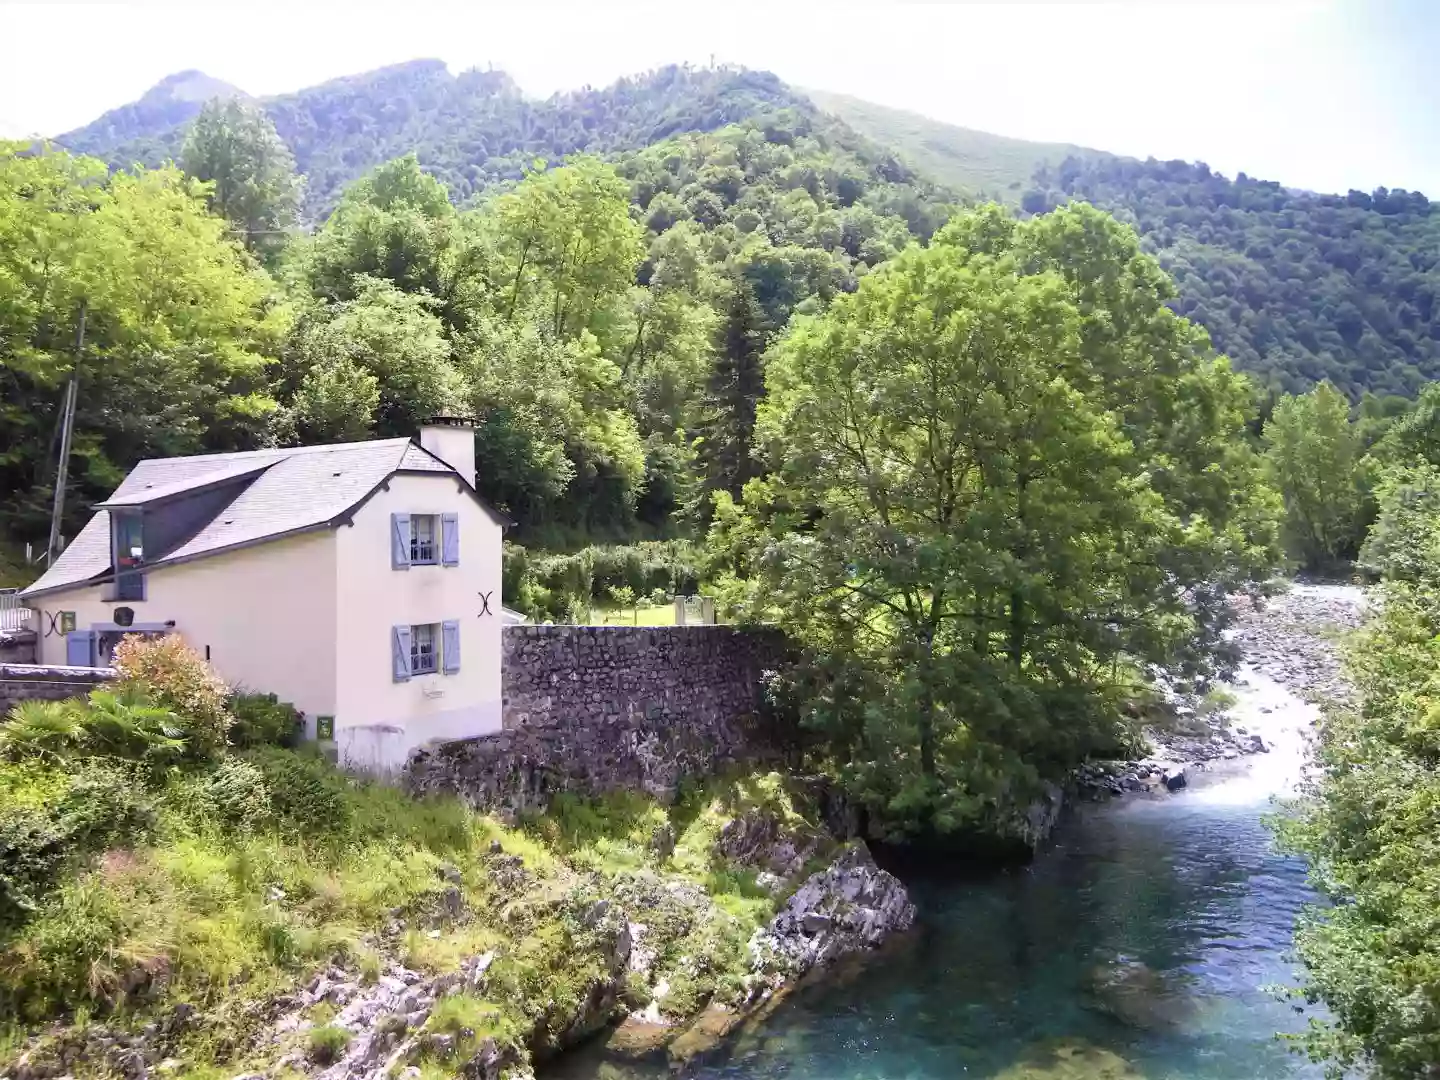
[51,59,1440,398]
[58,59,815,216]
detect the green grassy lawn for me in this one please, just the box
[589,603,678,627]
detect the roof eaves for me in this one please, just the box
[23,520,337,600]
[20,571,109,603]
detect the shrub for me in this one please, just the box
[307,1024,351,1065]
[2,690,186,768]
[506,540,701,622]
[113,636,232,758]
[166,758,275,834]
[0,873,133,1018]
[0,763,154,936]
[240,746,353,838]
[229,693,302,749]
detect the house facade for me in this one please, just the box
[21,420,506,772]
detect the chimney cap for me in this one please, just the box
[421,415,477,429]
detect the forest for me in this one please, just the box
[1028,156,1440,398]
[59,61,1440,402]
[2,87,1288,839]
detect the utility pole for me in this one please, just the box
[46,300,85,564]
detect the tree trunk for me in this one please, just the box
[1009,472,1030,670]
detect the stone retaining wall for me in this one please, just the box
[0,629,37,665]
[0,663,114,714]
[407,625,791,813]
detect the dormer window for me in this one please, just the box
[112,511,145,601]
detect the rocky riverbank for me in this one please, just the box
[3,773,914,1080]
[1077,582,1365,800]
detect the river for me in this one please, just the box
[557,586,1358,1080]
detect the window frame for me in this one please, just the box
[409,514,439,566]
[110,510,146,601]
[410,621,439,676]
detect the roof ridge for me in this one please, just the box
[132,437,414,467]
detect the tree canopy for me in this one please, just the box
[180,98,303,263]
[0,143,278,540]
[1029,156,1440,397]
[715,205,1281,841]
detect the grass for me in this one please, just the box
[306,1023,350,1065]
[588,603,678,627]
[0,671,829,1079]
[805,88,1111,203]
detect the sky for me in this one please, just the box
[1,0,1436,196]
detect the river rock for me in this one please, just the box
[994,1038,1146,1079]
[1162,767,1188,792]
[746,842,915,999]
[713,810,819,878]
[1083,957,1196,1031]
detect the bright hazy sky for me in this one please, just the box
[1,0,1436,196]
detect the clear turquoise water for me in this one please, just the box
[555,668,1325,1080]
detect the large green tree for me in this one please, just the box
[0,145,279,539]
[722,205,1281,839]
[180,98,303,265]
[1262,381,1366,570]
[489,157,646,341]
[1279,474,1440,1074]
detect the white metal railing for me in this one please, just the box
[0,589,34,632]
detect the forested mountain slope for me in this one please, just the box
[1026,157,1440,397]
[60,69,247,158]
[57,60,1440,398]
[805,98,1440,398]
[805,88,1105,203]
[59,61,816,217]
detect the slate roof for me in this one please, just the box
[23,437,486,600]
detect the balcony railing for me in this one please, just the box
[0,589,34,632]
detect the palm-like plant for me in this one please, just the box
[83,688,187,760]
[0,689,187,764]
[0,699,87,759]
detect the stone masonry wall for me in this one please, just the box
[406,625,790,814]
[0,629,37,665]
[0,663,114,715]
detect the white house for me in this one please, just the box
[21,419,507,772]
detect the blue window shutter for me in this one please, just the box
[66,629,96,667]
[392,624,412,682]
[391,513,411,570]
[442,620,461,674]
[441,513,459,567]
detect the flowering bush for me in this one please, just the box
[113,635,232,758]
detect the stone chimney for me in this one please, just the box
[418,417,477,489]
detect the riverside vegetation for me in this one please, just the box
[0,635,914,1079]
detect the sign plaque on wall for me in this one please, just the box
[316,715,335,741]
[59,611,76,633]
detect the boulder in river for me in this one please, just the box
[1083,956,1196,1031]
[993,1038,1146,1078]
[1162,767,1188,792]
[746,842,915,999]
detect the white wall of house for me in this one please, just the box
[333,472,504,773]
[30,531,340,723]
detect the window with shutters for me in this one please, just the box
[411,622,439,674]
[410,515,438,565]
[393,620,461,681]
[392,512,458,570]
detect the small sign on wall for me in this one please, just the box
[59,612,76,633]
[316,715,335,742]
